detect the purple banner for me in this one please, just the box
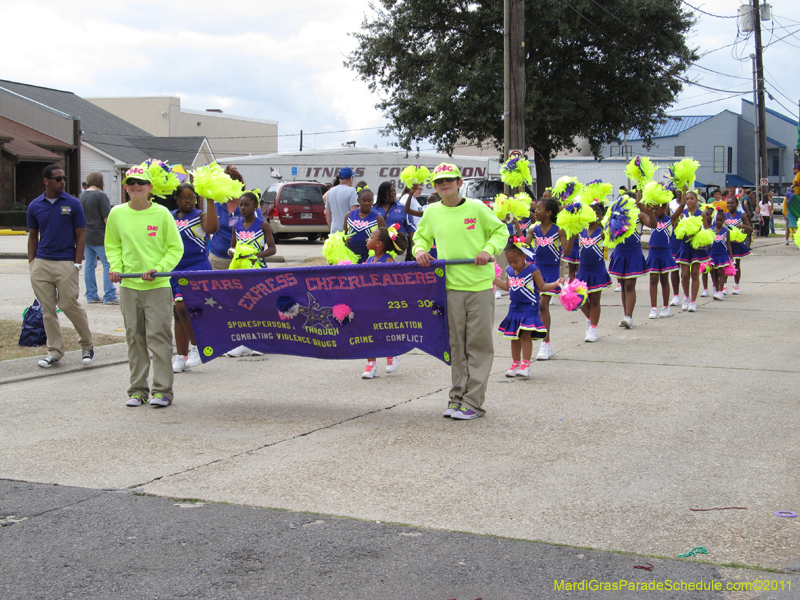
[176,261,451,364]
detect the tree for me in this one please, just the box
[347,0,698,190]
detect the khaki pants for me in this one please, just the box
[120,286,174,400]
[29,258,92,359]
[446,288,495,415]
[209,253,231,270]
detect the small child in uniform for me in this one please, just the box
[361,225,409,379]
[575,203,612,342]
[494,239,563,377]
[724,195,752,295]
[344,186,385,263]
[229,192,276,268]
[709,208,734,301]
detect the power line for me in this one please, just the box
[764,89,797,116]
[680,0,737,19]
[690,63,751,81]
[672,92,749,111]
[763,25,800,49]
[677,76,750,95]
[81,125,387,141]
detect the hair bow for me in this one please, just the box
[357,184,369,192]
[245,188,261,200]
[510,235,529,249]
[387,223,403,252]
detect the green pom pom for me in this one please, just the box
[640,181,673,206]
[794,228,800,250]
[500,157,532,188]
[577,181,612,205]
[552,177,583,205]
[193,163,244,203]
[322,231,359,265]
[399,165,431,187]
[229,243,260,270]
[670,158,701,192]
[690,228,714,249]
[728,227,746,243]
[674,215,703,239]
[493,193,531,221]
[144,159,180,199]
[556,203,596,238]
[625,156,656,188]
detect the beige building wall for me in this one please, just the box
[86,96,278,159]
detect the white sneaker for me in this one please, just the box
[732,286,740,295]
[536,342,554,360]
[250,350,264,356]
[361,362,379,379]
[186,345,201,367]
[659,307,672,318]
[723,286,728,296]
[516,362,531,377]
[385,356,400,373]
[648,308,658,319]
[786,240,790,245]
[172,355,190,373]
[614,284,621,292]
[550,295,557,305]
[700,289,708,297]
[669,295,681,307]
[713,292,724,301]
[585,326,598,342]
[620,316,632,328]
[150,393,171,407]
[225,345,251,357]
[688,302,697,312]
[505,361,521,377]
[125,394,147,407]
[681,297,690,311]
[494,290,502,299]
[585,318,592,336]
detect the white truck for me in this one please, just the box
[218,147,502,194]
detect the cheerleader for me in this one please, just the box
[724,195,752,294]
[575,203,612,342]
[228,191,276,267]
[709,207,734,300]
[494,239,563,377]
[673,189,711,313]
[638,198,683,319]
[343,186,386,263]
[607,192,647,328]
[525,197,573,360]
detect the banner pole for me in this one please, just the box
[117,259,488,279]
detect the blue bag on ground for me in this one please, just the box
[19,299,46,347]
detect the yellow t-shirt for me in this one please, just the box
[793,170,800,196]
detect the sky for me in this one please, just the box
[1,0,798,155]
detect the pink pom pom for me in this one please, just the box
[494,262,502,277]
[723,264,737,277]
[699,260,712,274]
[559,278,589,312]
[332,304,352,323]
[337,260,354,265]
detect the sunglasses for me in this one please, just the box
[48,176,68,182]
[436,177,458,183]
[126,179,149,186]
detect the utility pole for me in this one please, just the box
[503,0,526,188]
[750,55,760,195]
[299,130,303,152]
[753,0,769,199]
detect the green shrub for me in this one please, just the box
[0,212,28,228]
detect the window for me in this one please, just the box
[727,147,733,174]
[771,156,779,176]
[714,146,724,173]
[623,145,632,159]
[610,146,619,157]
[674,146,685,157]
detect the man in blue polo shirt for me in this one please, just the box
[27,164,94,368]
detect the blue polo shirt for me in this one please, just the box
[27,192,86,261]
[209,202,263,258]
[375,202,410,236]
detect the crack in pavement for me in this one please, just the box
[0,484,104,528]
[126,385,451,491]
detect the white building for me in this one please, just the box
[86,97,278,159]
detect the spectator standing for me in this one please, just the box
[759,193,773,237]
[27,165,94,368]
[374,181,411,247]
[80,172,118,305]
[325,168,358,234]
[768,190,776,234]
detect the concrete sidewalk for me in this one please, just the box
[1,238,799,596]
